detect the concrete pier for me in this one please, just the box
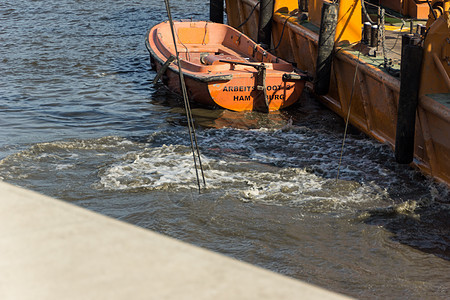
[0,181,350,299]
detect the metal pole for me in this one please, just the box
[314,2,338,95]
[257,0,274,48]
[395,40,424,164]
[210,0,224,23]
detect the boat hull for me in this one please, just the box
[146,21,305,112]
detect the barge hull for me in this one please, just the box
[225,0,450,186]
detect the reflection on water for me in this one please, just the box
[189,108,290,129]
[1,0,449,298]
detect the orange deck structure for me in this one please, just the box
[379,0,431,19]
[145,21,306,112]
[225,0,450,186]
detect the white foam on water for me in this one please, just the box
[97,144,203,190]
[0,130,435,210]
[95,140,391,209]
[0,136,139,180]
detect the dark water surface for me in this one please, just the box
[1,0,449,298]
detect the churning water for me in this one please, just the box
[1,0,449,298]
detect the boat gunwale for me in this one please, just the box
[151,21,295,73]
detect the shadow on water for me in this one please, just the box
[362,193,450,261]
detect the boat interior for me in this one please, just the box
[153,21,294,73]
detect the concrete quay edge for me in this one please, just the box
[0,180,351,300]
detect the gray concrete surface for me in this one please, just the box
[0,181,350,299]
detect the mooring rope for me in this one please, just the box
[362,0,375,24]
[237,0,260,29]
[269,14,296,51]
[336,41,363,182]
[364,1,418,22]
[163,0,206,191]
[380,8,389,70]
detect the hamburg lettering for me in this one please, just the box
[232,94,285,101]
[233,95,251,101]
[268,94,285,100]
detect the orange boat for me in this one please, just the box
[145,21,306,112]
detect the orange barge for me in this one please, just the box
[145,21,306,112]
[224,0,450,186]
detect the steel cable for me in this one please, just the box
[163,0,206,191]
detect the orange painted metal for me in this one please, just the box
[421,6,450,95]
[379,0,430,19]
[145,21,305,112]
[335,0,361,45]
[225,0,450,186]
[307,0,362,45]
